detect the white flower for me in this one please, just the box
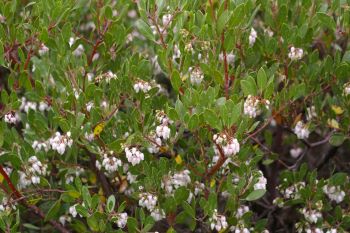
[28,156,47,176]
[84,132,94,142]
[49,132,73,155]
[102,154,122,173]
[151,208,165,221]
[326,229,337,233]
[156,124,171,140]
[254,171,267,190]
[116,212,128,228]
[87,73,94,82]
[244,95,261,118]
[69,205,78,218]
[306,106,317,120]
[172,45,181,61]
[249,28,257,46]
[127,172,137,184]
[236,205,250,218]
[59,215,71,226]
[290,147,303,158]
[0,197,16,212]
[0,14,6,23]
[293,121,310,139]
[301,208,322,223]
[209,209,228,232]
[133,81,152,93]
[95,160,102,170]
[288,46,304,60]
[20,97,37,113]
[147,136,162,154]
[68,37,76,47]
[219,52,235,65]
[32,140,49,152]
[38,43,49,56]
[92,53,99,62]
[86,101,94,112]
[189,67,204,85]
[4,112,19,124]
[162,14,172,26]
[223,138,240,156]
[344,83,350,96]
[18,171,32,189]
[39,101,50,111]
[139,193,157,211]
[162,170,191,195]
[125,147,144,166]
[323,185,345,203]
[73,44,84,57]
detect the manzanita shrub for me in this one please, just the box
[0,0,350,232]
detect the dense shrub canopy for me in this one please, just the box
[0,0,350,232]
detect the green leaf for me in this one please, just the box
[136,20,155,41]
[316,12,336,30]
[171,70,182,92]
[76,205,89,217]
[45,200,61,222]
[329,133,346,146]
[87,214,99,231]
[229,3,245,27]
[188,114,199,130]
[204,108,221,130]
[106,195,116,213]
[257,67,267,91]
[240,76,257,96]
[245,189,266,201]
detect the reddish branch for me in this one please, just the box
[0,165,70,233]
[205,143,227,180]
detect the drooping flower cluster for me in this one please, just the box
[219,52,235,65]
[133,80,152,93]
[0,197,16,212]
[288,46,304,60]
[249,28,257,46]
[209,209,228,232]
[4,111,20,124]
[115,212,128,228]
[73,44,84,57]
[125,147,144,166]
[323,185,345,203]
[213,133,240,157]
[101,152,122,173]
[49,132,73,155]
[236,205,250,218]
[138,192,165,221]
[293,121,310,139]
[301,208,322,223]
[244,95,270,118]
[162,170,191,195]
[189,66,204,85]
[38,43,49,56]
[279,181,305,199]
[18,156,48,188]
[95,71,117,83]
[254,171,267,190]
[32,140,50,152]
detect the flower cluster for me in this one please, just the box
[138,192,165,221]
[100,152,122,173]
[4,111,20,124]
[288,47,304,60]
[0,197,16,212]
[133,80,152,93]
[249,28,257,46]
[323,185,345,203]
[189,67,204,85]
[213,133,240,157]
[162,170,191,195]
[32,140,50,152]
[125,147,144,166]
[254,171,267,190]
[115,212,128,228]
[243,95,270,118]
[301,208,322,223]
[49,132,73,155]
[209,209,228,232]
[18,156,48,188]
[293,121,310,139]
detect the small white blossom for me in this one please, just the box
[102,154,122,173]
[151,208,165,221]
[162,14,172,26]
[162,170,191,195]
[4,112,20,124]
[249,28,257,46]
[0,197,16,212]
[116,212,128,228]
[323,185,345,203]
[189,67,204,85]
[133,80,152,93]
[293,121,310,139]
[73,44,84,57]
[39,101,50,112]
[139,193,157,211]
[156,124,171,140]
[290,147,303,159]
[68,37,76,47]
[38,43,49,56]
[84,132,94,142]
[209,209,228,232]
[86,101,94,112]
[236,205,250,218]
[301,208,322,223]
[306,106,317,120]
[288,46,304,60]
[49,132,73,155]
[59,215,71,226]
[69,205,78,218]
[254,171,267,190]
[125,147,144,166]
[219,52,235,65]
[20,97,37,113]
[244,95,261,118]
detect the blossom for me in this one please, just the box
[133,80,152,93]
[138,193,157,211]
[125,147,144,166]
[293,121,310,139]
[209,209,228,232]
[156,124,171,140]
[116,213,128,228]
[189,67,204,85]
[49,132,73,155]
[73,44,84,57]
[249,28,257,46]
[4,112,20,124]
[102,154,122,173]
[323,185,345,203]
[254,171,267,190]
[288,46,303,60]
[290,147,303,158]
[38,43,49,56]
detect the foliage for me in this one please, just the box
[0,0,350,232]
